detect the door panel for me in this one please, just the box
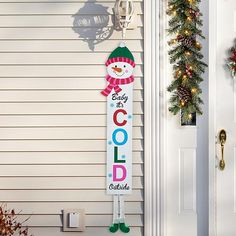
[166,119,197,236]
[216,1,236,235]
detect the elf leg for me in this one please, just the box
[118,195,130,233]
[109,195,119,233]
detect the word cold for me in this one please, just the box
[106,84,133,195]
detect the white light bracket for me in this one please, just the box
[113,0,137,39]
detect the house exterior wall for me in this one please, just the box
[0,1,144,235]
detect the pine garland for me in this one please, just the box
[166,0,207,122]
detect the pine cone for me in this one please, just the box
[177,35,195,47]
[177,86,192,103]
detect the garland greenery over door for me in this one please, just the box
[166,0,207,122]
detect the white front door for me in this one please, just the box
[213,1,236,235]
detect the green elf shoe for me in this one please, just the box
[109,223,119,233]
[119,223,130,233]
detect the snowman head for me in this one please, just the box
[106,43,135,79]
[107,62,134,79]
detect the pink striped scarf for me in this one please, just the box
[101,75,134,97]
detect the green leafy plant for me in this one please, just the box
[0,204,32,236]
[166,0,207,122]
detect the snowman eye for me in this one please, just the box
[115,65,117,68]
[124,65,126,68]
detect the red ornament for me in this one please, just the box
[189,9,200,18]
[186,65,193,78]
[230,48,236,62]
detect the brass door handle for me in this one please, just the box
[219,129,226,170]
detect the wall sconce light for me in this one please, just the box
[113,0,135,39]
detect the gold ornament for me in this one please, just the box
[185,51,191,56]
[187,0,194,4]
[196,41,202,50]
[168,39,177,45]
[175,70,182,77]
[184,30,190,36]
[187,16,192,21]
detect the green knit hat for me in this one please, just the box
[106,42,135,67]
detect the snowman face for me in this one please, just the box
[107,62,134,79]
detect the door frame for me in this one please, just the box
[144,0,216,235]
[144,0,163,236]
[209,0,217,235]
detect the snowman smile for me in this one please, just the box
[114,71,125,77]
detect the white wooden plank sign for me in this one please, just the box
[101,42,135,233]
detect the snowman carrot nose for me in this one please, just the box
[112,67,122,73]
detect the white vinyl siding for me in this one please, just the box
[0,0,144,236]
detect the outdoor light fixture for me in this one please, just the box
[113,0,135,39]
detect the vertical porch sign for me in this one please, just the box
[101,42,135,233]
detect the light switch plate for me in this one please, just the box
[63,209,85,232]
[69,212,79,228]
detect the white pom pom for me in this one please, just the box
[119,42,126,48]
